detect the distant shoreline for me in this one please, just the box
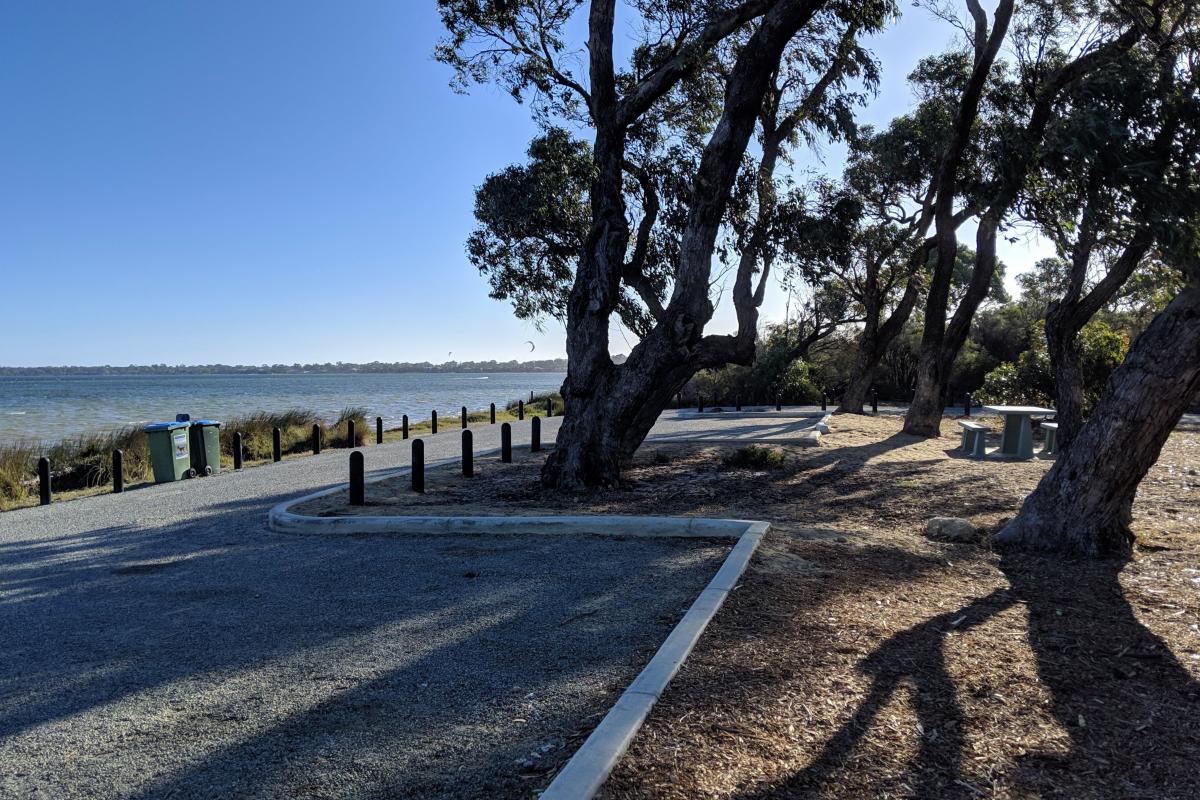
[0,360,568,377]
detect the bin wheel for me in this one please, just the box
[186,468,198,479]
[204,466,213,476]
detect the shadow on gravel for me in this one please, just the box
[0,492,728,799]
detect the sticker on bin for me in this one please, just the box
[173,431,189,460]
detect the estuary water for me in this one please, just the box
[0,373,566,445]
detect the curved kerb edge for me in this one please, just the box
[267,448,772,798]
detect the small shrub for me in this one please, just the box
[722,445,786,470]
[506,391,563,412]
[331,407,369,448]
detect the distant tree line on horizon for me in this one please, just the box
[0,359,571,377]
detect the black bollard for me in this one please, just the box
[347,419,355,448]
[546,398,553,417]
[736,395,741,411]
[490,403,496,424]
[501,422,512,463]
[234,432,244,470]
[530,390,534,403]
[431,410,438,434]
[402,414,409,439]
[821,393,828,412]
[698,396,705,413]
[462,406,468,429]
[518,400,524,421]
[112,450,125,493]
[38,457,51,506]
[964,392,972,417]
[312,424,321,455]
[349,451,365,506]
[273,427,282,462]
[776,396,782,412]
[412,438,425,493]
[531,416,541,452]
[462,429,473,476]
[376,416,383,445]
[871,390,879,415]
[677,392,683,409]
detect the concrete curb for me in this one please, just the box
[267,426,826,536]
[539,520,766,799]
[266,437,775,798]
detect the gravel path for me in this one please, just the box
[0,411,811,800]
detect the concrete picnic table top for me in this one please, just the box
[981,405,1056,458]
[981,405,1056,415]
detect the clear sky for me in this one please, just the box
[0,1,1048,368]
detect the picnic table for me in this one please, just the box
[982,405,1056,459]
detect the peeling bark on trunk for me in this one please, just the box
[994,285,1200,558]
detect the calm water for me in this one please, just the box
[0,373,566,445]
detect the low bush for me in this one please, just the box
[722,445,786,470]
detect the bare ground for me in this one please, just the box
[305,414,1200,799]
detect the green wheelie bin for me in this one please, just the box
[188,419,222,476]
[145,421,196,483]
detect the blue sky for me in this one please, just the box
[0,2,1048,367]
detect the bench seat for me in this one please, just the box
[957,420,988,458]
[1040,421,1059,455]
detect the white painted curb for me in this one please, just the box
[540,520,767,799]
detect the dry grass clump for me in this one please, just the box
[0,426,151,508]
[0,407,371,509]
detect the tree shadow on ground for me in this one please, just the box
[728,588,1016,800]
[998,551,1200,797]
[722,549,1200,800]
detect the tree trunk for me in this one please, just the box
[1044,304,1086,450]
[839,355,877,414]
[904,213,1000,436]
[994,285,1200,558]
[543,0,828,488]
[541,355,694,488]
[840,259,925,414]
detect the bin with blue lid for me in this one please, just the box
[188,420,222,476]
[144,421,195,483]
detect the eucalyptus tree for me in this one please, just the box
[902,0,1166,437]
[439,0,892,487]
[1020,40,1200,449]
[995,240,1200,557]
[995,19,1200,559]
[811,100,984,413]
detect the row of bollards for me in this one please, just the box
[31,401,550,507]
[349,416,543,505]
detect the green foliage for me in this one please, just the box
[468,129,592,329]
[722,445,786,471]
[977,320,1128,410]
[505,391,563,412]
[684,326,823,405]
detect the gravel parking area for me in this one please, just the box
[0,521,729,799]
[0,413,762,799]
